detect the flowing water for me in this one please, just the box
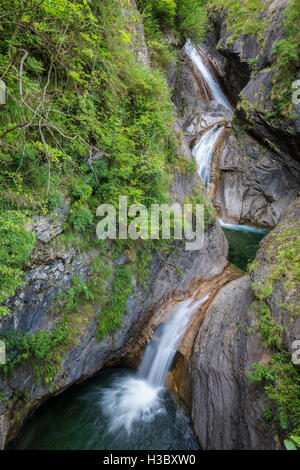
[13,296,208,450]
[184,39,233,112]
[185,39,233,188]
[192,124,223,187]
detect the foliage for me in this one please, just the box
[0,0,174,225]
[0,211,35,317]
[137,0,208,43]
[248,353,300,438]
[271,0,300,117]
[97,263,134,341]
[69,206,93,233]
[251,299,283,350]
[208,0,268,43]
[284,434,300,450]
[0,318,70,384]
[249,210,300,442]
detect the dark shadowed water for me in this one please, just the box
[223,226,267,271]
[12,369,199,450]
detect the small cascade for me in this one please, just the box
[192,124,223,187]
[101,294,209,434]
[184,39,233,112]
[218,219,269,235]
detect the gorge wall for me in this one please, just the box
[0,0,299,451]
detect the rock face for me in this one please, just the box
[170,199,299,450]
[172,50,232,147]
[209,127,300,227]
[190,275,282,450]
[202,0,300,161]
[172,41,300,228]
[0,213,228,449]
[250,198,300,353]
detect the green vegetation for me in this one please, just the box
[96,263,134,342]
[0,211,36,318]
[208,0,300,119]
[0,318,70,384]
[208,0,269,44]
[137,0,208,43]
[272,0,300,117]
[248,353,300,439]
[249,213,300,442]
[0,0,174,221]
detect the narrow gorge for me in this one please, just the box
[0,0,299,452]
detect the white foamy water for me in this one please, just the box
[184,39,233,112]
[218,219,269,234]
[192,124,223,187]
[101,294,209,434]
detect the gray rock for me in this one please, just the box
[250,199,300,353]
[191,276,282,449]
[210,128,300,227]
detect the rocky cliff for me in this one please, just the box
[0,0,299,452]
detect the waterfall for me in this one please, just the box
[184,39,233,189]
[100,294,209,434]
[184,39,233,112]
[192,124,223,187]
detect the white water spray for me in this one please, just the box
[192,124,223,187]
[184,39,233,112]
[101,294,209,434]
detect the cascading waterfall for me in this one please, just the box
[192,124,223,188]
[101,294,209,434]
[184,39,233,112]
[185,39,234,189]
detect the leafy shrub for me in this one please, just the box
[137,0,208,42]
[69,207,93,233]
[248,353,300,438]
[0,318,70,384]
[47,192,64,212]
